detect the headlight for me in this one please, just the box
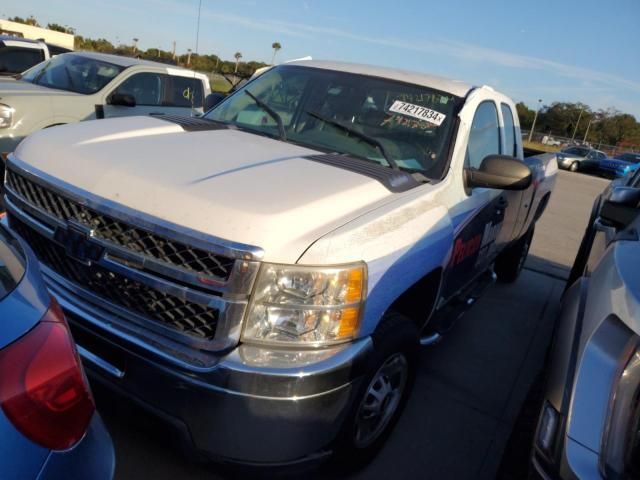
[242,262,366,346]
[0,104,14,129]
[602,345,640,478]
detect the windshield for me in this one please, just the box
[206,65,461,178]
[21,53,125,94]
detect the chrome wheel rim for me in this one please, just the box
[570,162,578,172]
[354,353,408,448]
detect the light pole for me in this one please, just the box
[571,107,584,142]
[132,38,139,54]
[528,99,543,143]
[583,118,595,143]
[187,48,192,66]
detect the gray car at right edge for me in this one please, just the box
[531,169,640,478]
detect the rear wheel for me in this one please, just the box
[494,227,535,283]
[569,161,579,172]
[334,312,419,467]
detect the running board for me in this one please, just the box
[419,269,497,345]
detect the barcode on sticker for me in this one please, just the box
[388,100,446,126]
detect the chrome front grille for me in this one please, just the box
[6,169,235,280]
[11,215,220,340]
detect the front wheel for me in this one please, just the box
[569,161,579,172]
[334,312,418,466]
[494,227,535,283]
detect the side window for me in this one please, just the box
[466,101,500,170]
[500,103,517,157]
[114,72,163,106]
[0,47,44,74]
[597,152,606,161]
[165,76,204,108]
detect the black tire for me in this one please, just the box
[569,161,579,172]
[494,227,535,283]
[333,311,419,469]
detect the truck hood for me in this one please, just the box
[0,79,73,98]
[14,116,398,263]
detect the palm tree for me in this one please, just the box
[187,48,192,66]
[234,52,242,73]
[132,37,139,54]
[271,42,282,65]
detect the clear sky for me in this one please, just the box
[3,0,639,118]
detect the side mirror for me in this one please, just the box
[600,187,640,229]
[465,155,532,191]
[204,93,226,111]
[108,93,136,107]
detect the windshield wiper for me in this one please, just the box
[305,110,399,170]
[244,90,286,140]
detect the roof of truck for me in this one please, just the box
[67,51,187,71]
[57,51,209,83]
[285,59,474,98]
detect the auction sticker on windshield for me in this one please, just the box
[389,100,446,126]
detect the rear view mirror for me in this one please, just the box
[108,93,136,107]
[600,187,640,229]
[204,93,226,111]
[465,155,532,191]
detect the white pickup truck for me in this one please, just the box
[2,60,557,467]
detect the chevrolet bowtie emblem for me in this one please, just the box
[54,220,104,266]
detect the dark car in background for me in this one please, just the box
[530,173,640,479]
[0,218,114,480]
[556,145,606,173]
[0,36,70,77]
[598,152,640,179]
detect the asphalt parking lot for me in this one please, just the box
[97,169,610,480]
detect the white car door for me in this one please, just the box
[102,71,205,118]
[102,71,167,118]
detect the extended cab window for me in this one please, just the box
[0,46,44,75]
[166,75,204,108]
[207,65,461,179]
[115,72,163,106]
[466,101,500,170]
[501,103,517,157]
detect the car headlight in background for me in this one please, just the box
[0,104,14,129]
[602,344,640,478]
[242,262,366,346]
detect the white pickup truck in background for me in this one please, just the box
[0,35,70,76]
[3,60,557,467]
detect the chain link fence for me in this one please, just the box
[521,130,638,157]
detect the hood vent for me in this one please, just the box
[152,114,228,132]
[305,153,421,193]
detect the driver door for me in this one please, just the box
[441,100,506,299]
[102,72,168,118]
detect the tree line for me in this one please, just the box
[517,101,639,149]
[6,15,271,77]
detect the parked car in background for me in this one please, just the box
[530,174,640,479]
[0,51,212,157]
[3,60,556,467]
[0,218,114,480]
[598,153,640,179]
[541,135,561,146]
[556,145,606,172]
[0,35,70,77]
